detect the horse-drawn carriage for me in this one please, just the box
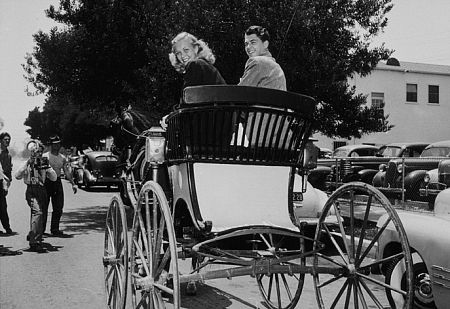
[103,85,414,308]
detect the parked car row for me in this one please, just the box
[309,140,450,208]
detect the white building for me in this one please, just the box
[314,59,450,150]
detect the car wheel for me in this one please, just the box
[385,253,436,309]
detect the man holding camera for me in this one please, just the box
[43,135,77,237]
[15,140,57,252]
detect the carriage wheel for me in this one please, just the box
[313,182,413,308]
[130,181,180,309]
[103,196,129,309]
[256,230,306,309]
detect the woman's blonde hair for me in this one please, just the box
[168,32,216,73]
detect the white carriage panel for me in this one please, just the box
[193,163,326,231]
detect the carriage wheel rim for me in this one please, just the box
[312,182,414,309]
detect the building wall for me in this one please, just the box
[314,63,450,150]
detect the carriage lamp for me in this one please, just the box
[145,126,166,163]
[303,140,318,170]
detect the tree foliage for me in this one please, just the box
[23,0,394,146]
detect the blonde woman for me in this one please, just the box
[169,32,226,88]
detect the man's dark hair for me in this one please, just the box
[0,132,11,141]
[245,25,270,42]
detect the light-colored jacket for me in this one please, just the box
[239,52,286,91]
[15,161,57,186]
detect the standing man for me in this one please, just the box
[43,135,77,236]
[0,132,13,235]
[238,25,286,90]
[15,140,57,252]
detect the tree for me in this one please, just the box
[23,0,394,144]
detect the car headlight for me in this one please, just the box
[423,173,430,183]
[378,164,387,172]
[397,164,403,174]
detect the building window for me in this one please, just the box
[406,83,417,102]
[429,85,439,104]
[371,92,385,110]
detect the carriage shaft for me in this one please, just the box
[179,263,342,284]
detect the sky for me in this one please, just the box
[1,0,450,151]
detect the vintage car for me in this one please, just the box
[73,151,121,189]
[373,140,450,204]
[332,143,379,157]
[308,144,380,190]
[322,142,428,192]
[374,188,450,309]
[420,158,450,203]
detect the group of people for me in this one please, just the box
[0,133,77,253]
[169,25,286,93]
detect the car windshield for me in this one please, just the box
[333,149,349,157]
[96,156,118,162]
[420,146,450,157]
[378,146,402,157]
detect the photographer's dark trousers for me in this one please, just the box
[43,178,64,234]
[25,184,47,245]
[0,180,11,232]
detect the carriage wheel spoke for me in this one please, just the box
[333,202,352,261]
[267,274,274,301]
[330,279,349,309]
[358,252,404,272]
[280,273,293,301]
[144,193,154,272]
[358,217,391,264]
[359,277,384,309]
[316,252,347,268]
[154,246,171,278]
[133,238,151,277]
[353,280,359,309]
[275,274,282,308]
[323,224,348,264]
[317,273,345,289]
[153,215,165,270]
[349,190,356,261]
[358,273,407,295]
[344,279,353,308]
[356,195,372,261]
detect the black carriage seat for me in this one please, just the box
[166,85,316,167]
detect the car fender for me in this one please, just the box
[308,165,331,190]
[372,171,385,187]
[357,169,378,184]
[404,170,427,195]
[378,211,450,308]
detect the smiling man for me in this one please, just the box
[238,26,286,90]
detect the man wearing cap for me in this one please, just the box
[43,135,77,236]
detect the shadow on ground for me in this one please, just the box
[61,204,134,235]
[175,282,262,308]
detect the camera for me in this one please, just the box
[30,156,49,170]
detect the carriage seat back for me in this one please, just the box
[166,86,317,168]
